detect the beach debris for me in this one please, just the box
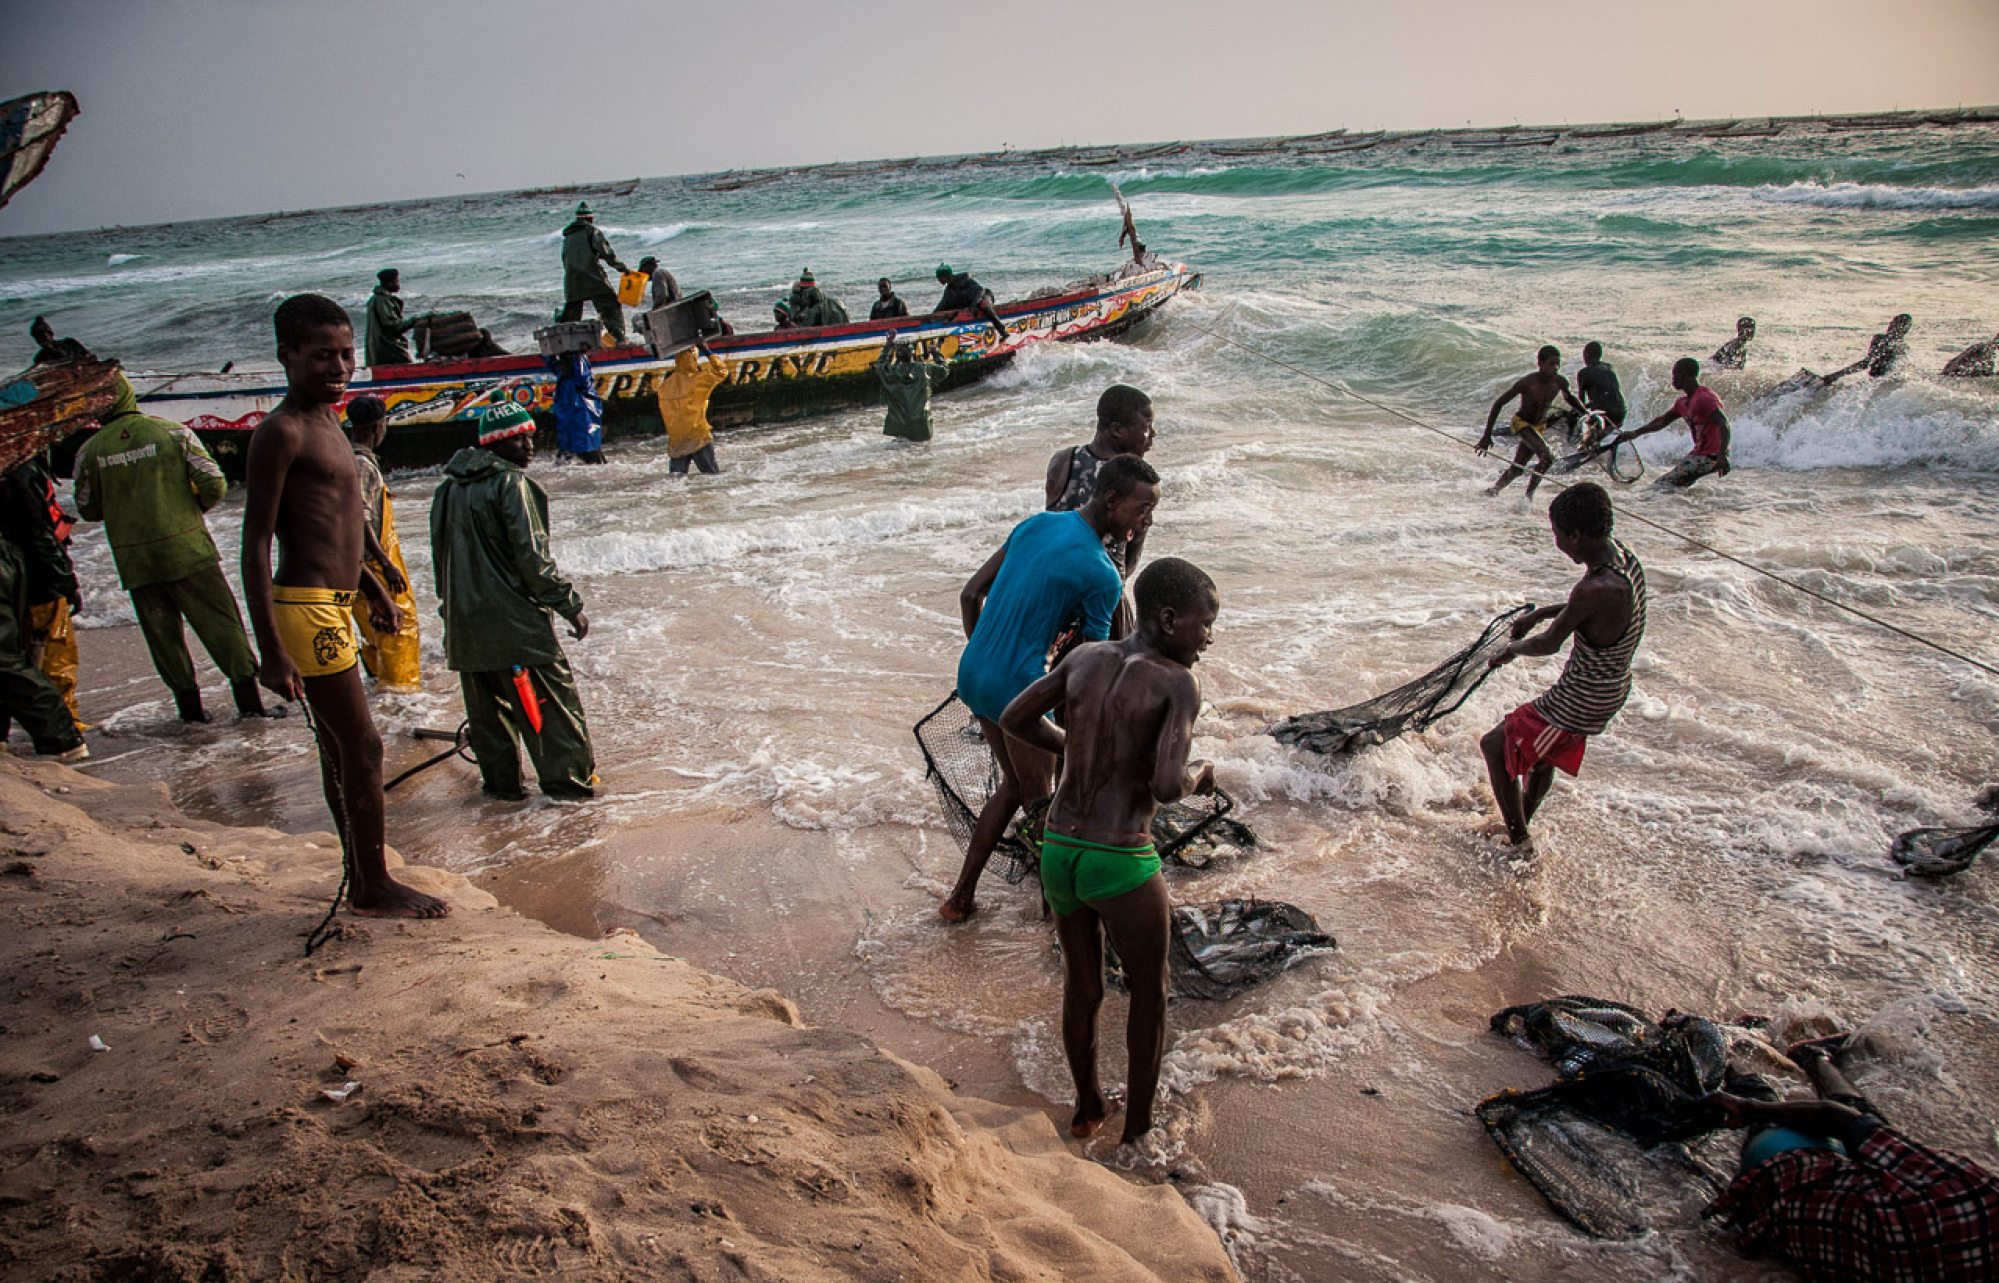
[1891,822,1997,878]
[1106,899,1335,1000]
[1270,605,1535,755]
[1479,995,1778,1239]
[320,1081,361,1103]
[86,1034,109,1053]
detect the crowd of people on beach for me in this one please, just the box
[4,278,1997,1280]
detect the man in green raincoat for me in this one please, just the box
[785,270,849,328]
[70,376,279,723]
[874,331,950,442]
[429,403,596,801]
[365,269,421,366]
[555,202,630,345]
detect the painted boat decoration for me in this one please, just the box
[132,257,1201,474]
[1,359,122,475]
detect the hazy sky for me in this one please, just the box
[4,0,1996,236]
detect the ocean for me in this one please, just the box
[5,123,1998,1279]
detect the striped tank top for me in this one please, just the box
[1533,539,1646,736]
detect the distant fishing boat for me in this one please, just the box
[129,247,1200,475]
[1293,132,1385,155]
[1451,132,1561,148]
[1567,120,1679,139]
[692,170,790,193]
[1698,122,1785,138]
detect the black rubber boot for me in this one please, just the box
[232,678,286,720]
[174,687,210,724]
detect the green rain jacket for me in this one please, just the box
[561,221,625,300]
[366,286,417,366]
[71,380,228,590]
[429,447,584,673]
[876,350,950,441]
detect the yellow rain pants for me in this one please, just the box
[353,490,422,691]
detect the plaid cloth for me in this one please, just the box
[1707,1119,1999,1281]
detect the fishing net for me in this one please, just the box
[1549,411,1645,484]
[1479,995,1776,1239]
[1106,899,1336,1000]
[914,691,1256,884]
[1268,605,1535,755]
[1891,822,1998,878]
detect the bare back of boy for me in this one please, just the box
[244,307,446,920]
[1002,584,1215,1144]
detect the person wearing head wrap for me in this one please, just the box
[342,396,421,691]
[554,201,631,346]
[365,269,422,367]
[70,375,275,723]
[429,402,596,800]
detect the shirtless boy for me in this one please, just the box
[942,454,1160,922]
[1477,346,1586,501]
[243,294,447,919]
[1045,384,1156,576]
[999,556,1217,1143]
[1480,482,1646,852]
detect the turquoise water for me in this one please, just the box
[9,125,1999,1280]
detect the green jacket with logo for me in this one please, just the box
[429,447,584,673]
[71,381,228,590]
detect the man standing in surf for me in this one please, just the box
[999,557,1218,1145]
[1476,346,1586,502]
[1610,357,1733,489]
[941,454,1160,922]
[242,294,448,919]
[1479,482,1645,853]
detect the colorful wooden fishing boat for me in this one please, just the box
[129,256,1201,475]
[1,359,122,475]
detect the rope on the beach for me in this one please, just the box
[384,721,475,791]
[1183,322,1999,681]
[299,699,352,958]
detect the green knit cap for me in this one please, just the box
[477,402,536,445]
[935,263,953,278]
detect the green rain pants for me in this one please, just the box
[557,271,626,344]
[128,563,259,695]
[460,651,596,799]
[0,543,84,754]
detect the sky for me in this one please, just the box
[3,0,1997,236]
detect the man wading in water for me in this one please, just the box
[999,557,1218,1145]
[942,454,1160,922]
[242,294,448,919]
[1477,345,1586,503]
[1479,482,1645,854]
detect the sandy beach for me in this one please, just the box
[0,752,1237,1280]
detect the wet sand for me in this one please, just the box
[53,579,1999,1280]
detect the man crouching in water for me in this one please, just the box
[1479,482,1645,854]
[242,294,448,919]
[1000,557,1218,1144]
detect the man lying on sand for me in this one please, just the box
[1476,346,1586,502]
[1704,1035,1999,1281]
[1480,483,1646,854]
[941,455,1159,922]
[242,294,448,919]
[999,556,1218,1144]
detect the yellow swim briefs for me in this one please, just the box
[273,586,359,678]
[1510,413,1547,439]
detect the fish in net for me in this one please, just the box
[1891,822,1998,878]
[914,691,1255,884]
[1105,899,1336,1000]
[1268,605,1536,755]
[1479,995,1778,1239]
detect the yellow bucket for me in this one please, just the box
[617,270,648,307]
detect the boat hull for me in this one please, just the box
[129,260,1199,476]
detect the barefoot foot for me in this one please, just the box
[939,896,977,923]
[350,876,452,919]
[1071,1091,1110,1138]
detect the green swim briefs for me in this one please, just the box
[1038,831,1162,917]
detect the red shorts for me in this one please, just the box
[1503,702,1587,777]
